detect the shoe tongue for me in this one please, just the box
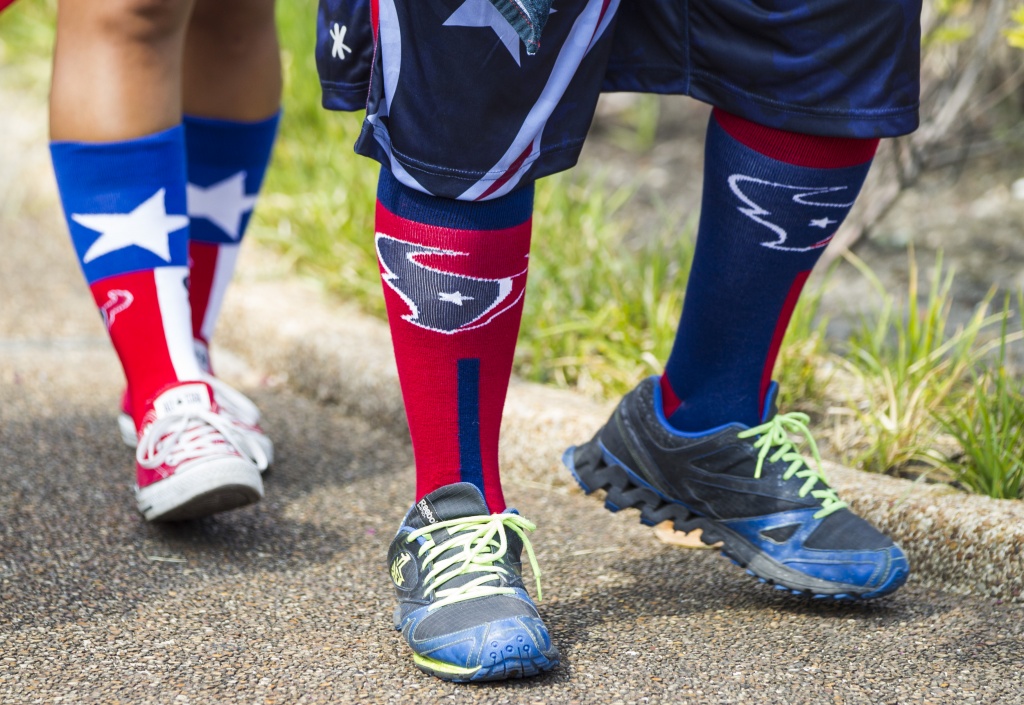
[407,482,490,530]
[152,382,215,420]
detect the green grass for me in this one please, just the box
[933,296,1024,498]
[522,175,691,397]
[813,250,1024,495]
[834,249,1007,474]
[6,0,1024,501]
[938,363,1024,498]
[0,0,57,89]
[253,1,381,311]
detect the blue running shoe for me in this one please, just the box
[563,377,909,600]
[387,483,559,681]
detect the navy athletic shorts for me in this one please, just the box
[317,0,921,200]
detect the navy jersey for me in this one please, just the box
[317,0,921,199]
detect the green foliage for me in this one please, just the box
[252,1,381,313]
[519,175,691,397]
[1004,4,1024,49]
[937,362,1024,499]
[923,0,974,48]
[836,249,1016,477]
[0,0,57,88]
[605,95,661,153]
[933,294,1024,498]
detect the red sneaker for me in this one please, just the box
[134,381,264,522]
[120,375,273,472]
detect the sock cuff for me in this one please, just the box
[377,167,534,231]
[51,126,190,284]
[712,108,879,169]
[183,111,280,168]
[50,124,186,174]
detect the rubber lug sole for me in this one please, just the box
[563,443,907,601]
[413,651,559,683]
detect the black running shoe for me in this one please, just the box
[387,483,559,681]
[563,377,909,600]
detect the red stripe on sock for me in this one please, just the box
[758,270,812,416]
[712,109,879,169]
[659,374,682,419]
[92,271,182,428]
[188,241,217,347]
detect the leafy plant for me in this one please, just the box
[520,174,692,397]
[933,294,1024,497]
[1003,3,1024,48]
[938,362,1024,498]
[833,249,1012,476]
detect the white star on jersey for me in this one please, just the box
[439,290,474,306]
[330,22,352,60]
[187,172,257,240]
[445,0,522,65]
[72,189,189,264]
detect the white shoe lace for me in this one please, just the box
[136,408,267,471]
[203,375,261,426]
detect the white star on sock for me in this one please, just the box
[187,172,258,240]
[73,188,189,264]
[445,0,522,65]
[809,217,838,229]
[439,290,474,306]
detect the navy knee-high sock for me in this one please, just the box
[660,109,878,431]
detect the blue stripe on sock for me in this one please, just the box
[377,166,533,230]
[457,358,484,495]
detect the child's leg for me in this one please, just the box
[660,109,877,430]
[51,0,202,420]
[50,0,263,521]
[183,0,281,372]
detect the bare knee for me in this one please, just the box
[188,0,276,51]
[71,0,194,47]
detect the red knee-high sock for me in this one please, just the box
[375,168,533,513]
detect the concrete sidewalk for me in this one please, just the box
[2,81,1024,703]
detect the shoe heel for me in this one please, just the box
[565,440,701,534]
[561,441,608,494]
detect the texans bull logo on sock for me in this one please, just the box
[727,174,858,253]
[376,233,527,334]
[99,289,134,329]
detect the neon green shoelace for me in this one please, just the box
[405,513,543,610]
[735,412,846,519]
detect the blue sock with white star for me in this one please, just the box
[184,112,279,372]
[659,109,878,431]
[51,126,204,420]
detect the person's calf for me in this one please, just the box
[375,167,534,514]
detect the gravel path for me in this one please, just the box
[3,347,1024,704]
